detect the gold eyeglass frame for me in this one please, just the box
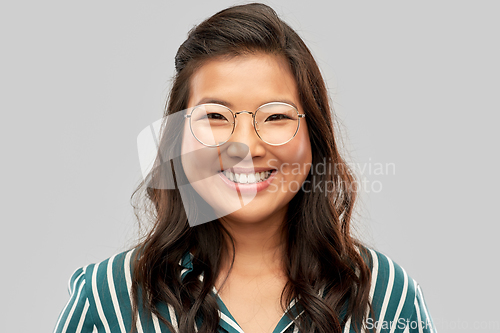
[184,102,306,147]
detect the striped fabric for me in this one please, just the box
[53,248,437,333]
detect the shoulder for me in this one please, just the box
[55,248,190,333]
[359,247,436,332]
[83,248,137,296]
[362,248,418,308]
[83,249,137,317]
[54,248,139,333]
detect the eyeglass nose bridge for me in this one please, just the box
[233,110,255,117]
[232,110,257,129]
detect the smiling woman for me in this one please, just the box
[53,3,436,333]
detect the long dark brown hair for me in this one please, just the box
[130,3,373,333]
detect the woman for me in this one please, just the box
[54,3,436,333]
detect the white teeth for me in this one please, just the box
[239,174,248,184]
[247,173,256,183]
[222,170,273,184]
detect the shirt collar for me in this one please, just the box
[178,250,317,333]
[179,251,194,280]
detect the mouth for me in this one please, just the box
[220,169,276,184]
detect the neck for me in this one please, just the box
[218,212,287,277]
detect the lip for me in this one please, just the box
[220,166,276,173]
[218,169,277,194]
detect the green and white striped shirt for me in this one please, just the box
[53,248,437,333]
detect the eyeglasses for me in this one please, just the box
[184,102,306,147]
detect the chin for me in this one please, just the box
[218,203,287,225]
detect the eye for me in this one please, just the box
[206,113,229,121]
[265,113,291,121]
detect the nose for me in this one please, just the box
[226,112,266,159]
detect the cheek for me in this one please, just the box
[181,122,200,181]
[295,125,313,164]
[181,122,196,156]
[278,127,312,177]
[181,123,221,182]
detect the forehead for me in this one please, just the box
[187,53,300,110]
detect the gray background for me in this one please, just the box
[1,1,499,332]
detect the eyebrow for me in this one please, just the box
[195,97,300,110]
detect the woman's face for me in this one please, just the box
[181,53,312,225]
